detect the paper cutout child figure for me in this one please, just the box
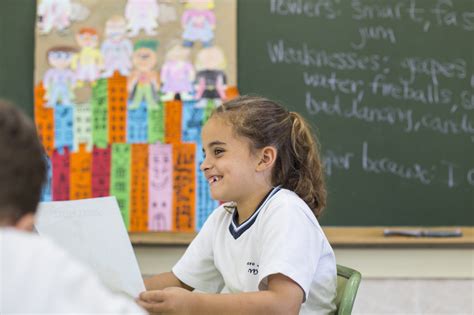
[101,16,133,77]
[71,28,104,86]
[194,46,227,107]
[160,45,195,101]
[182,0,216,47]
[37,0,72,34]
[127,40,160,109]
[43,46,77,107]
[125,0,159,37]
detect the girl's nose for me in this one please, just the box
[200,157,211,172]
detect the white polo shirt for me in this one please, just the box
[0,228,146,314]
[173,187,337,315]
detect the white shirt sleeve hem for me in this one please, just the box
[258,265,310,302]
[172,265,220,293]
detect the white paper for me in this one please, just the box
[35,196,146,298]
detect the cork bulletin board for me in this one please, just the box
[34,0,237,232]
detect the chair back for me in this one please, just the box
[335,264,362,315]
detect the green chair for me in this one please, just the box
[335,264,362,315]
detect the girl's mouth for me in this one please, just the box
[208,175,222,185]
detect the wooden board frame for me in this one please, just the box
[130,226,474,247]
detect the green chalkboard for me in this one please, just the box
[238,0,474,226]
[0,0,36,117]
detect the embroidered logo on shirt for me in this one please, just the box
[246,261,259,275]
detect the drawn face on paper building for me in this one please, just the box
[151,149,172,189]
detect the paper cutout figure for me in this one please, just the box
[172,143,196,231]
[148,143,173,231]
[128,40,160,109]
[71,28,104,86]
[52,148,70,201]
[110,144,132,229]
[73,103,92,152]
[41,155,53,202]
[225,86,240,101]
[147,102,165,144]
[35,83,55,156]
[130,144,149,232]
[70,2,90,23]
[101,16,133,77]
[92,146,111,198]
[160,45,195,101]
[164,100,182,144]
[91,79,108,148]
[127,100,148,143]
[194,46,227,107]
[108,73,128,143]
[181,100,202,143]
[70,144,92,200]
[54,104,74,153]
[37,0,72,34]
[43,46,76,107]
[182,0,216,47]
[125,0,159,37]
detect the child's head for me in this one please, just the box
[105,15,127,40]
[133,40,159,71]
[76,27,99,48]
[165,44,191,63]
[47,46,76,69]
[0,100,46,228]
[195,46,226,71]
[206,96,326,217]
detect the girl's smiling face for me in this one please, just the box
[200,117,262,205]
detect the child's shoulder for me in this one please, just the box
[208,202,235,221]
[270,188,310,208]
[263,188,319,226]
[1,228,96,283]
[1,227,39,244]
[1,228,68,259]
[196,202,235,232]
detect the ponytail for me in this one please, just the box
[286,112,326,217]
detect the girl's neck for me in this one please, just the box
[235,185,273,225]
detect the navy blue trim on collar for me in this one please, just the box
[228,186,281,239]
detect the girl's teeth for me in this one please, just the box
[209,176,220,184]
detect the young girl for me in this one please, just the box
[138,96,337,314]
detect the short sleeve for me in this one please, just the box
[257,201,322,301]
[172,210,225,293]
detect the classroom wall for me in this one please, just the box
[134,246,473,278]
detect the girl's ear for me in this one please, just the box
[256,146,277,171]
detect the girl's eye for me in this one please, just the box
[214,148,224,156]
